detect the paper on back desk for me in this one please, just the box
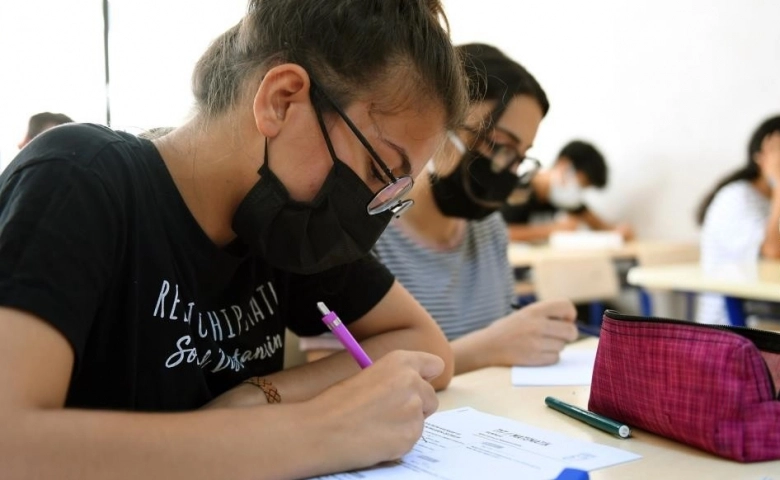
[511,350,597,386]
[548,231,623,249]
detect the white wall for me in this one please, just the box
[0,0,106,164]
[0,0,245,164]
[107,0,246,131]
[2,0,779,241]
[445,0,780,241]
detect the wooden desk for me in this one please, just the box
[437,339,780,479]
[509,242,637,268]
[627,261,780,325]
[508,240,697,268]
[509,241,698,319]
[627,261,780,302]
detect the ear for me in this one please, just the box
[252,64,312,139]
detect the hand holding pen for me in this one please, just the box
[317,302,436,440]
[511,297,602,338]
[313,302,442,466]
[483,298,579,367]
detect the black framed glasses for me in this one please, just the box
[309,77,415,217]
[462,125,540,175]
[461,126,542,202]
[504,156,541,206]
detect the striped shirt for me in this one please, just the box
[298,212,514,351]
[697,180,770,325]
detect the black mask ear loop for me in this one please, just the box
[313,103,340,165]
[261,138,270,174]
[458,102,514,207]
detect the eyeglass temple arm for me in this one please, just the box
[308,77,398,183]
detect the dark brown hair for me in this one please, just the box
[697,115,780,224]
[456,43,549,129]
[26,112,73,140]
[192,0,467,130]
[558,140,607,188]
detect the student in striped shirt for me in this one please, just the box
[301,44,578,374]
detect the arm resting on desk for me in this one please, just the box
[0,307,445,479]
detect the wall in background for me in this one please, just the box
[0,0,106,165]
[2,0,779,241]
[444,0,780,241]
[107,0,245,131]
[0,0,245,167]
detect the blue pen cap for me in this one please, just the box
[554,467,590,480]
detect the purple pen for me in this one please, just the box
[317,302,373,369]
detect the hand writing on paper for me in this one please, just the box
[307,350,443,470]
[486,299,578,367]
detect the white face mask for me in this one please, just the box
[549,167,584,209]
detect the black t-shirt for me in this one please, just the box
[500,191,587,225]
[0,123,394,411]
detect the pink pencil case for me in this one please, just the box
[589,310,780,462]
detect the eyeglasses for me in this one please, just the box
[504,157,541,206]
[309,77,415,217]
[463,125,540,176]
[461,126,542,205]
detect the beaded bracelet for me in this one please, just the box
[243,377,281,404]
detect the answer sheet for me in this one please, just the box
[511,350,597,386]
[312,407,640,479]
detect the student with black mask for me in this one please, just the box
[0,1,468,478]
[301,44,578,375]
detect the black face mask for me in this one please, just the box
[430,148,519,220]
[232,142,393,275]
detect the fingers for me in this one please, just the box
[542,318,579,343]
[393,350,445,382]
[527,298,577,323]
[382,351,441,418]
[419,382,439,418]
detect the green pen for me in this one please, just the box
[545,396,631,439]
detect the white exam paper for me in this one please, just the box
[312,407,640,480]
[511,350,597,386]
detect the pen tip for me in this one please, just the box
[316,302,330,315]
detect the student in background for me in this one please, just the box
[301,43,578,374]
[500,140,633,242]
[0,1,467,478]
[17,111,74,149]
[696,115,780,325]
